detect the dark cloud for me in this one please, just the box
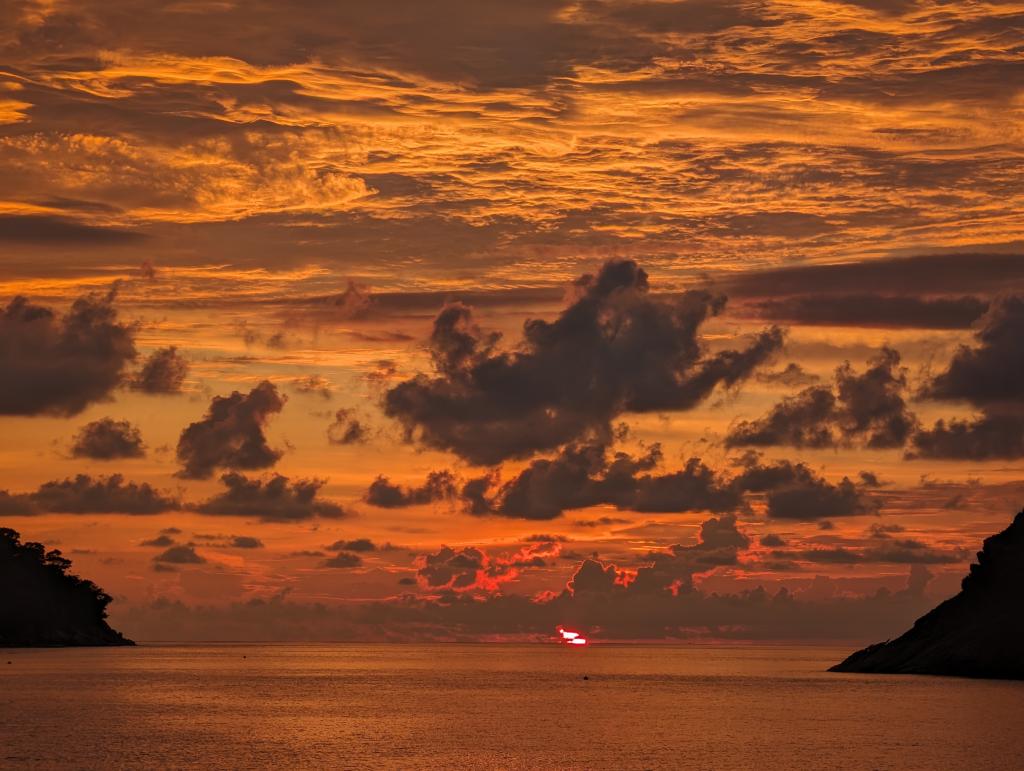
[0,214,145,245]
[868,523,905,539]
[735,456,880,521]
[573,516,632,528]
[461,440,742,520]
[385,259,782,464]
[760,533,786,547]
[154,544,205,564]
[130,346,189,394]
[741,294,988,329]
[0,289,136,416]
[195,472,348,522]
[327,538,376,552]
[70,417,145,460]
[176,380,286,478]
[921,295,1024,408]
[722,253,1024,299]
[140,534,176,547]
[327,408,369,445]
[727,348,916,450]
[627,514,750,595]
[416,546,488,591]
[323,552,363,568]
[365,471,457,508]
[115,562,940,642]
[912,295,1024,458]
[229,536,264,549]
[755,363,820,387]
[909,413,1024,460]
[779,540,964,565]
[0,474,180,515]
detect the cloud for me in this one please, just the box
[755,363,820,387]
[114,563,940,643]
[778,540,964,565]
[920,295,1024,408]
[384,259,782,464]
[0,214,145,245]
[365,471,458,508]
[741,294,988,329]
[735,456,880,521]
[70,417,145,460]
[291,375,332,399]
[327,408,369,445]
[466,440,743,520]
[176,380,286,478]
[723,253,1024,299]
[414,541,557,592]
[228,536,264,549]
[727,348,916,450]
[195,472,348,522]
[327,538,376,552]
[0,289,136,416]
[912,295,1024,458]
[323,552,363,568]
[760,533,786,547]
[140,534,176,547]
[130,346,189,394]
[909,413,1024,460]
[0,474,180,515]
[154,544,205,564]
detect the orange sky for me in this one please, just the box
[1,0,1023,641]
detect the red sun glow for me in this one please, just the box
[557,626,588,645]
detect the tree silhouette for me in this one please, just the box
[0,528,133,646]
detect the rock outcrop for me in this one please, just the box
[0,528,133,646]
[831,510,1024,679]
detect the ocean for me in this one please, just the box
[2,643,1022,770]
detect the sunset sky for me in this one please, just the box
[1,0,1023,642]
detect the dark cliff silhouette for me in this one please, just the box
[0,528,133,646]
[831,510,1024,679]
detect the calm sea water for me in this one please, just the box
[2,643,1022,770]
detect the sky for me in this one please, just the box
[1,0,1023,642]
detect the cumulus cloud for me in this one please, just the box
[727,348,916,450]
[415,541,558,592]
[463,440,741,520]
[365,471,458,508]
[130,346,189,394]
[0,288,135,416]
[323,552,363,568]
[229,535,264,549]
[176,380,286,478]
[154,544,205,564]
[70,417,145,460]
[0,474,180,515]
[195,472,348,522]
[384,259,782,464]
[327,538,376,552]
[378,441,882,523]
[735,456,881,521]
[327,408,369,445]
[140,534,176,547]
[912,295,1024,458]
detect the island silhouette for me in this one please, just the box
[832,510,1024,680]
[0,528,133,647]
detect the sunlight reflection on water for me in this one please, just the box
[2,643,1023,770]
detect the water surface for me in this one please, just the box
[2,643,1022,769]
